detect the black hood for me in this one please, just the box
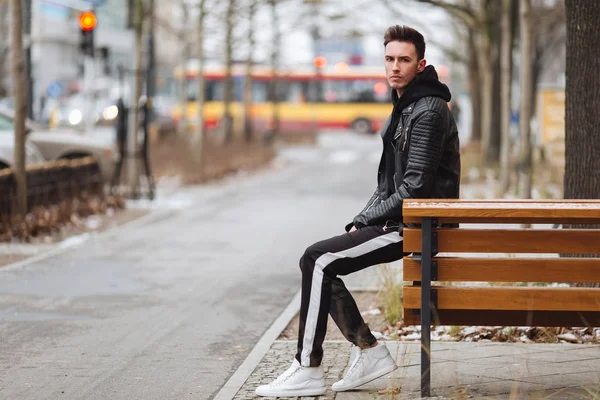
[391,65,451,111]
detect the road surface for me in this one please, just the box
[0,131,382,400]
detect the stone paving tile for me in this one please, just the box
[235,340,600,400]
[479,387,596,400]
[338,342,600,400]
[234,341,352,400]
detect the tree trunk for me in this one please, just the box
[223,0,236,143]
[268,0,280,142]
[488,0,502,163]
[564,0,600,200]
[467,29,482,145]
[478,34,493,162]
[500,0,514,193]
[518,0,533,199]
[10,0,27,217]
[194,0,207,172]
[564,0,600,288]
[177,2,189,138]
[0,3,11,97]
[127,0,144,198]
[243,0,257,142]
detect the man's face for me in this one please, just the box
[384,40,426,95]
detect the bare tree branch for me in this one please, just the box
[414,0,479,27]
[428,37,469,64]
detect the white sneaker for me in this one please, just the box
[332,341,397,392]
[255,359,326,397]
[349,344,360,364]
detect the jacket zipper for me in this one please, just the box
[402,124,410,151]
[364,195,380,213]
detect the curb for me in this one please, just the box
[213,289,302,400]
[0,207,175,273]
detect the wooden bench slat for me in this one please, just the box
[402,216,600,224]
[402,199,600,219]
[403,228,600,254]
[403,257,600,283]
[407,199,600,203]
[403,309,600,327]
[404,286,600,311]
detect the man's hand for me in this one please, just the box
[349,225,357,232]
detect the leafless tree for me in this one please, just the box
[177,1,191,138]
[0,1,10,98]
[10,0,27,216]
[564,0,600,200]
[222,0,236,143]
[500,0,515,193]
[127,0,145,198]
[383,0,495,160]
[268,0,280,141]
[518,0,533,199]
[531,0,566,116]
[194,0,208,170]
[563,0,600,287]
[243,0,259,142]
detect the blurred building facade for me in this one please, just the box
[30,0,134,111]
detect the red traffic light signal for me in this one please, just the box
[313,56,327,69]
[79,11,97,31]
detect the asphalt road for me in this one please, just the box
[0,131,382,400]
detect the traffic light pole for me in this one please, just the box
[84,55,95,135]
[79,10,97,135]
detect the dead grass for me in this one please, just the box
[150,135,277,186]
[0,194,126,242]
[585,382,600,399]
[377,264,404,326]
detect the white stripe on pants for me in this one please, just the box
[300,230,403,366]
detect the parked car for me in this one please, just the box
[54,93,119,129]
[0,135,46,171]
[0,107,117,183]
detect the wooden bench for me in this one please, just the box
[401,199,600,398]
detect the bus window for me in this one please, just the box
[252,81,268,102]
[233,76,244,101]
[285,81,310,103]
[308,79,325,103]
[185,78,198,101]
[206,80,224,101]
[185,78,244,102]
[276,80,289,102]
[265,79,298,102]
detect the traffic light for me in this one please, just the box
[313,56,327,69]
[79,11,97,57]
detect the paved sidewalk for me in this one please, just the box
[235,340,600,399]
[229,263,600,399]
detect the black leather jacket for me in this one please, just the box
[351,93,461,229]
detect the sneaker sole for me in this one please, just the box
[255,386,326,397]
[332,363,398,392]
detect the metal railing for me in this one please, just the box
[0,156,103,217]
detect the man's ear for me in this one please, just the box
[417,59,426,73]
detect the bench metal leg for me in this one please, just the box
[421,217,433,398]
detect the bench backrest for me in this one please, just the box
[402,199,600,328]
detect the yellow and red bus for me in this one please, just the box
[171,60,393,135]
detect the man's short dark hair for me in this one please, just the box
[383,25,426,60]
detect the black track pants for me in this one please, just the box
[295,224,405,367]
